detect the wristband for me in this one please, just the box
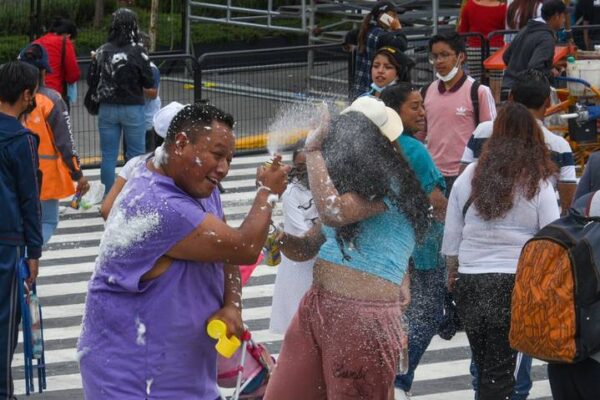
[257,185,273,194]
[257,186,277,209]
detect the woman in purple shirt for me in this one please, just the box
[78,104,289,399]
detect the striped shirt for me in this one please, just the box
[461,120,576,185]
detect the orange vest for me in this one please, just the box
[25,91,77,200]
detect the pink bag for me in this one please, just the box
[217,336,275,399]
[240,253,264,287]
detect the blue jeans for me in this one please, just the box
[41,199,59,245]
[98,104,145,193]
[470,353,533,400]
[395,266,446,391]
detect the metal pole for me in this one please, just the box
[301,0,307,31]
[227,0,231,23]
[267,0,272,27]
[29,0,36,42]
[307,0,315,92]
[194,58,202,103]
[432,0,439,35]
[184,0,191,55]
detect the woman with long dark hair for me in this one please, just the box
[442,102,559,400]
[264,96,430,399]
[351,1,407,97]
[380,83,447,399]
[90,8,155,194]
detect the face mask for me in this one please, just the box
[370,79,397,93]
[436,57,461,82]
[19,96,37,120]
[289,166,309,188]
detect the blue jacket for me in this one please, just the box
[0,112,42,259]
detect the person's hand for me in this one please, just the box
[304,104,331,152]
[208,304,244,339]
[256,154,291,196]
[447,268,458,293]
[76,176,90,196]
[26,258,39,289]
[390,18,402,30]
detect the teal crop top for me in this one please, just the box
[317,199,416,285]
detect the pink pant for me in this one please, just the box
[264,285,404,400]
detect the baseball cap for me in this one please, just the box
[371,1,405,18]
[341,96,403,142]
[153,102,186,138]
[18,43,53,73]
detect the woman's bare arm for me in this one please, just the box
[306,150,386,227]
[100,176,127,220]
[279,222,326,262]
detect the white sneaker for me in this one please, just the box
[395,389,411,400]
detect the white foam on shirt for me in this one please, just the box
[98,205,161,266]
[135,317,146,346]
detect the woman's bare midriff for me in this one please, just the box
[313,259,401,301]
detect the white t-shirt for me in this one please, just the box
[118,154,148,180]
[270,181,319,334]
[442,162,560,274]
[461,120,577,185]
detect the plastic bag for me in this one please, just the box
[79,181,105,210]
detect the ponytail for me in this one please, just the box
[357,13,373,54]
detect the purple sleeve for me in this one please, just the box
[100,178,208,293]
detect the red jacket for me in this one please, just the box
[34,33,80,96]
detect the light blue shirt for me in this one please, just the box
[318,198,415,285]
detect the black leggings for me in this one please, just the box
[455,273,517,400]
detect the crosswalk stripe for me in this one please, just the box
[11,155,553,399]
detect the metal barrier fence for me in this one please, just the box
[73,28,600,166]
[197,43,350,151]
[73,52,200,168]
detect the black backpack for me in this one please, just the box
[83,52,101,115]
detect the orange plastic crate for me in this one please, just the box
[484,45,571,71]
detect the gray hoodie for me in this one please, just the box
[502,19,556,89]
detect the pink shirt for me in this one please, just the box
[424,75,496,177]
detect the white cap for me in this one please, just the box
[341,96,403,142]
[153,102,186,138]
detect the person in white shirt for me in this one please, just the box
[461,69,577,214]
[443,102,560,400]
[270,146,324,334]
